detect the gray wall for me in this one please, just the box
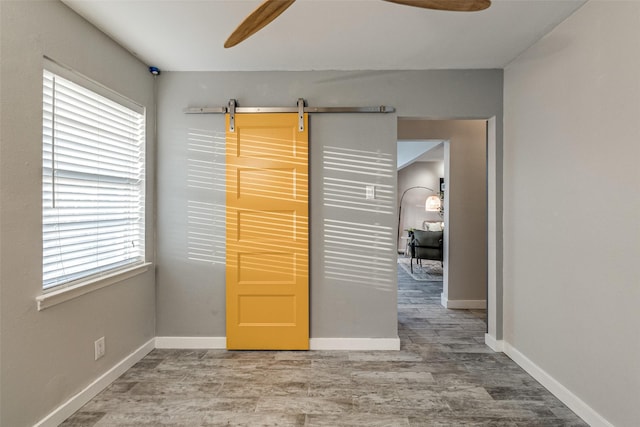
[157,71,502,339]
[503,2,640,426]
[399,120,488,303]
[0,1,155,425]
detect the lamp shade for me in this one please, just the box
[425,195,442,212]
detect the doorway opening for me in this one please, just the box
[396,118,490,331]
[396,140,445,283]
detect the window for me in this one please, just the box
[42,67,145,290]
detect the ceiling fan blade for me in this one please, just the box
[382,0,491,12]
[224,0,296,48]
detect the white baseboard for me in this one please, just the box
[503,341,613,427]
[309,337,400,351]
[155,336,399,351]
[155,336,226,349]
[484,333,504,352]
[34,338,155,427]
[440,293,486,309]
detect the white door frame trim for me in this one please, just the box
[486,116,500,345]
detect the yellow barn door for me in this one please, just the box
[226,113,309,350]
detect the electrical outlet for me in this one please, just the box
[94,337,105,360]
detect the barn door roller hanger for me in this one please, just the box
[183,99,396,132]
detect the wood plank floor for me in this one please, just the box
[61,264,586,426]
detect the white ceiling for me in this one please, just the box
[61,0,585,72]
[397,140,443,169]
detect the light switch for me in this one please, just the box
[366,185,376,200]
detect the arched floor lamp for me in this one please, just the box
[397,186,442,252]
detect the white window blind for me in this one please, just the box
[42,69,145,290]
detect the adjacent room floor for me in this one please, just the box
[61,264,586,426]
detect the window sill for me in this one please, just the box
[36,262,153,311]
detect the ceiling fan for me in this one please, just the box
[224,0,491,48]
